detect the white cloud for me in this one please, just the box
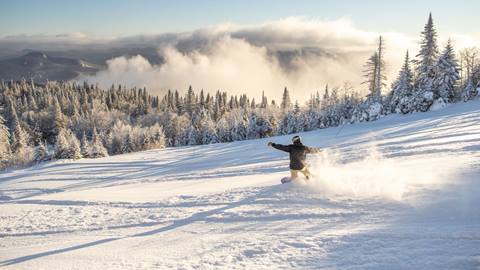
[82,17,421,101]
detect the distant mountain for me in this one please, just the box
[0,51,100,82]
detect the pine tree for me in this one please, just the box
[10,110,27,153]
[149,124,166,149]
[123,133,135,153]
[390,51,414,113]
[0,115,11,165]
[80,131,91,158]
[62,130,81,159]
[280,111,296,135]
[34,140,48,162]
[201,117,218,144]
[294,101,301,115]
[5,98,26,153]
[261,91,268,108]
[413,13,439,111]
[322,85,330,108]
[255,115,273,138]
[462,78,478,101]
[140,131,151,150]
[216,117,231,143]
[54,128,69,159]
[281,87,292,111]
[415,13,439,88]
[434,39,460,102]
[53,98,66,142]
[185,125,198,145]
[185,85,195,116]
[90,127,108,158]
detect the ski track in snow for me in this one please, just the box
[1,101,480,269]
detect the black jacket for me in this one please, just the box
[271,142,320,170]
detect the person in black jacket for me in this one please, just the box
[268,135,321,181]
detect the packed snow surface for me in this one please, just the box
[1,100,480,269]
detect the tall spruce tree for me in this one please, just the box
[53,98,66,142]
[90,127,108,158]
[54,128,69,159]
[185,85,195,116]
[0,115,11,164]
[434,39,460,102]
[9,107,27,153]
[281,87,292,111]
[80,131,91,157]
[411,13,441,111]
[390,51,414,113]
[462,78,478,101]
[34,140,48,162]
[415,13,439,87]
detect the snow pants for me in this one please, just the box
[290,167,311,180]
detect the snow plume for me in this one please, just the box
[81,17,414,101]
[307,145,463,201]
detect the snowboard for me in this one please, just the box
[281,177,293,184]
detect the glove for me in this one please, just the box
[267,142,273,147]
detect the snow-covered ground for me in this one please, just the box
[1,101,480,269]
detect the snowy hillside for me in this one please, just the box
[1,100,480,269]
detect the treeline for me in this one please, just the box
[353,14,478,122]
[0,13,479,170]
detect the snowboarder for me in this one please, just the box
[268,135,321,182]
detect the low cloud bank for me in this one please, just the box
[81,17,416,100]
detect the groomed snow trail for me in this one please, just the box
[1,101,480,269]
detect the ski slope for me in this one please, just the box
[1,101,480,269]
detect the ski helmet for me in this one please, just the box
[292,135,302,144]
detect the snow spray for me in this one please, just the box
[305,144,464,201]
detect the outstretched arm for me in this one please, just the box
[268,142,291,152]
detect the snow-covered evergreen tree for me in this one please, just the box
[216,117,231,142]
[255,114,273,138]
[90,127,108,158]
[434,39,460,103]
[54,128,70,159]
[53,98,66,142]
[199,113,218,144]
[185,85,196,116]
[461,78,478,101]
[281,87,292,111]
[0,115,11,167]
[230,112,248,141]
[390,51,414,114]
[185,125,198,145]
[122,133,135,153]
[413,13,440,112]
[280,111,296,134]
[149,124,166,149]
[9,109,28,153]
[34,140,48,162]
[67,130,82,159]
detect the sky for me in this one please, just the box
[1,0,479,38]
[1,0,479,101]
